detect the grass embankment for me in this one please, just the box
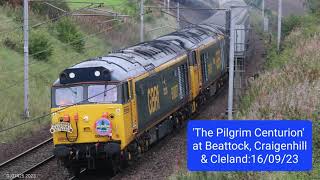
[0,6,110,143]
[170,9,320,180]
[69,0,138,16]
[0,1,177,143]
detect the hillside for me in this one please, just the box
[169,2,320,180]
[237,13,320,179]
[0,1,177,142]
[0,5,111,142]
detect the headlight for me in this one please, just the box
[94,71,101,77]
[69,72,75,79]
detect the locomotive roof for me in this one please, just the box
[157,24,224,49]
[53,23,225,86]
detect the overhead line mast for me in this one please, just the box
[227,9,235,120]
[277,0,282,51]
[140,0,144,42]
[23,0,30,118]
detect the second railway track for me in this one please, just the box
[0,138,54,180]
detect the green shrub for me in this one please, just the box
[3,37,19,51]
[306,0,320,15]
[31,0,70,19]
[3,31,53,61]
[283,15,303,37]
[29,31,53,61]
[56,18,85,53]
[0,0,6,6]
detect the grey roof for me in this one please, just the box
[53,0,249,86]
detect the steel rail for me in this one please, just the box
[11,155,55,180]
[0,138,53,168]
[69,168,87,180]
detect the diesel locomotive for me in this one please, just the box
[50,0,250,176]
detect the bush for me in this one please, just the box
[56,18,85,53]
[306,0,320,15]
[0,0,21,7]
[3,37,18,51]
[0,0,6,6]
[29,31,53,61]
[31,0,70,19]
[283,15,303,37]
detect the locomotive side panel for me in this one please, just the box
[135,56,189,131]
[198,38,226,88]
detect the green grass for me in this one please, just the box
[69,0,138,16]
[0,2,177,143]
[236,14,320,179]
[0,6,111,143]
[170,9,320,180]
[69,0,127,9]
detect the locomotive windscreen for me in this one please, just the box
[51,83,130,107]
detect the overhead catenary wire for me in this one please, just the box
[0,3,97,35]
[0,20,129,92]
[0,7,223,91]
[29,0,137,6]
[0,40,105,95]
[160,9,226,37]
[0,18,126,78]
[0,0,245,132]
[0,16,183,133]
[0,15,131,76]
[0,34,147,134]
[0,2,139,78]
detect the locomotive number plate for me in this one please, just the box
[50,122,73,134]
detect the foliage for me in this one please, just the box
[31,0,70,19]
[282,15,303,37]
[244,0,262,7]
[55,18,85,53]
[0,0,5,6]
[0,0,21,7]
[3,37,19,52]
[0,5,112,142]
[29,31,53,61]
[2,30,53,61]
[306,0,320,15]
[237,13,320,179]
[283,15,320,38]
[172,9,320,180]
[68,0,137,15]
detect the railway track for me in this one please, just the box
[69,169,87,180]
[0,138,54,180]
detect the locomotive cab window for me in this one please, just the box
[52,83,125,107]
[88,84,118,103]
[55,86,83,106]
